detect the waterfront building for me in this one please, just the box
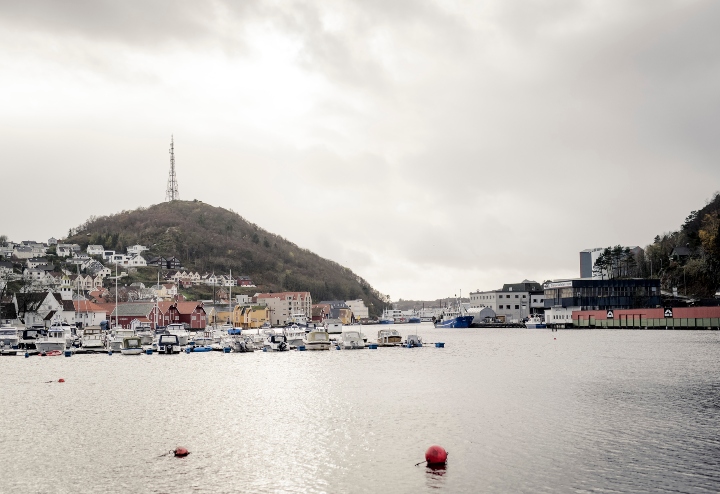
[543,278,661,328]
[345,299,369,320]
[256,291,312,326]
[469,280,544,323]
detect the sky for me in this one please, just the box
[1,0,719,301]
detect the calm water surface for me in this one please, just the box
[1,326,719,493]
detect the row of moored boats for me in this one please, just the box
[0,322,423,356]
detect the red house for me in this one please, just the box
[176,301,206,329]
[147,301,181,328]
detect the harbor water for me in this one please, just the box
[1,326,719,493]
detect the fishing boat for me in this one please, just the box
[525,315,547,329]
[49,320,76,349]
[434,295,474,328]
[120,336,143,355]
[377,328,402,347]
[305,328,331,350]
[36,328,67,354]
[379,309,396,324]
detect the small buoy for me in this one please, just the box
[425,445,448,466]
[25,352,29,358]
[64,350,72,357]
[58,378,65,383]
[174,447,190,457]
[223,347,231,353]
[146,348,153,355]
[435,342,445,348]
[108,350,112,355]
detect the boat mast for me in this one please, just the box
[114,263,118,329]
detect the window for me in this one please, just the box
[515,305,519,309]
[515,295,519,298]
[499,305,503,309]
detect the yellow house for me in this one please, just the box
[233,305,271,329]
[337,308,353,325]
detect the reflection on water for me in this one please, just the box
[1,327,719,493]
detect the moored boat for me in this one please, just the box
[36,328,67,354]
[283,324,306,349]
[120,336,143,355]
[377,328,402,347]
[339,329,365,349]
[0,324,20,355]
[166,323,189,346]
[524,315,547,329]
[305,329,331,350]
[157,334,182,354]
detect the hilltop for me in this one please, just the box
[65,200,387,316]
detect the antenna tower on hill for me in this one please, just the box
[165,135,179,202]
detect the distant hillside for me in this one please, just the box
[65,200,387,316]
[641,193,720,298]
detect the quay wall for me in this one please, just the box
[572,307,720,329]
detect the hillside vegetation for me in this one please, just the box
[594,193,720,299]
[65,201,387,316]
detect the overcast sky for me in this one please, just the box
[2,0,719,300]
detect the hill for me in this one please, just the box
[65,200,387,316]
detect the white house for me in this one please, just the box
[13,246,34,259]
[87,245,104,256]
[74,300,108,326]
[56,245,72,257]
[127,254,147,267]
[127,244,148,256]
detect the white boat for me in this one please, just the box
[36,328,67,353]
[166,323,189,346]
[525,315,547,329]
[283,325,306,348]
[108,329,136,352]
[157,334,182,354]
[0,324,20,354]
[263,330,289,352]
[49,320,76,349]
[195,328,223,349]
[120,336,143,355]
[80,326,106,352]
[131,320,155,345]
[339,329,365,349]
[304,329,331,350]
[377,328,402,347]
[288,313,309,327]
[406,334,423,347]
[227,334,255,352]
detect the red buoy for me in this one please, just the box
[425,445,448,466]
[58,378,65,383]
[174,447,190,457]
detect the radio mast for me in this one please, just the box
[165,135,179,202]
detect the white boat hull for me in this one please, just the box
[36,341,66,353]
[120,348,143,355]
